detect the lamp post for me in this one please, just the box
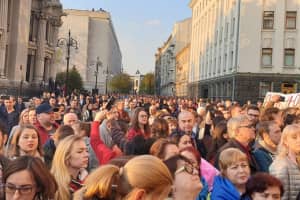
[94,57,102,91]
[105,65,109,95]
[19,65,23,97]
[57,30,78,96]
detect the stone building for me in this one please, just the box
[176,44,190,97]
[57,9,122,93]
[0,0,63,95]
[189,0,300,103]
[130,70,144,94]
[155,18,191,96]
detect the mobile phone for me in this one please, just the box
[105,96,115,111]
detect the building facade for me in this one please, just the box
[189,0,300,103]
[57,9,122,93]
[130,70,144,94]
[0,0,63,95]
[155,18,191,96]
[176,44,190,97]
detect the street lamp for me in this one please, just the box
[104,65,112,95]
[57,29,78,96]
[91,57,102,95]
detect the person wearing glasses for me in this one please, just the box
[164,154,203,200]
[2,156,57,200]
[214,115,259,173]
[180,146,211,200]
[211,148,250,200]
[126,107,151,141]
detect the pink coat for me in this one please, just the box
[200,158,220,191]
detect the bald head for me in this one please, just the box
[63,112,79,126]
[178,111,195,134]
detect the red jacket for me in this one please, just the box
[90,121,116,164]
[127,128,150,141]
[35,121,59,145]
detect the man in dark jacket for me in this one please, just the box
[214,115,259,173]
[253,121,281,172]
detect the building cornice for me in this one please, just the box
[189,0,198,8]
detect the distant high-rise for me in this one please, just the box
[57,9,122,93]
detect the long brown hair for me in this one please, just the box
[130,107,150,134]
[7,124,43,158]
[3,156,57,199]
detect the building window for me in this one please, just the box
[286,11,297,29]
[284,48,295,66]
[261,48,272,66]
[263,11,274,29]
[259,82,273,98]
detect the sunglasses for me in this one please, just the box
[175,164,198,175]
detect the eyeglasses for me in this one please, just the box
[175,164,198,175]
[3,183,35,195]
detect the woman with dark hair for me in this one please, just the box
[2,156,57,200]
[180,146,210,200]
[207,120,228,164]
[150,117,169,139]
[127,107,151,141]
[242,172,284,200]
[164,154,203,200]
[150,138,179,160]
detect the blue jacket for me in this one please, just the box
[197,177,209,200]
[252,146,275,172]
[211,175,240,200]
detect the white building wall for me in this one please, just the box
[58,9,122,93]
[190,0,300,84]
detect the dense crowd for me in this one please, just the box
[0,92,299,200]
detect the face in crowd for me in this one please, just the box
[178,111,195,134]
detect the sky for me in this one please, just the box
[60,0,191,75]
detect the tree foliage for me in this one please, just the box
[109,73,132,93]
[55,66,83,92]
[140,73,155,95]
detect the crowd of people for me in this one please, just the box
[0,92,299,200]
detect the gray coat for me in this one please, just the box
[269,156,300,200]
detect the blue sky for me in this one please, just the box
[60,0,191,75]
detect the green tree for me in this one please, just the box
[109,73,132,93]
[140,73,155,94]
[55,66,83,93]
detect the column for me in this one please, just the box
[33,13,46,82]
[0,0,8,78]
[49,22,60,79]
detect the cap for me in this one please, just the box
[36,103,53,114]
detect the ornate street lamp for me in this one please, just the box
[57,29,78,96]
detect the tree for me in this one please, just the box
[140,73,155,95]
[109,73,132,93]
[55,66,83,93]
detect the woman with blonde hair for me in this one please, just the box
[6,108,31,149]
[270,124,300,200]
[51,135,89,199]
[6,124,43,160]
[211,148,250,200]
[74,155,173,200]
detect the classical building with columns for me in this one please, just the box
[0,0,63,95]
[57,9,122,94]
